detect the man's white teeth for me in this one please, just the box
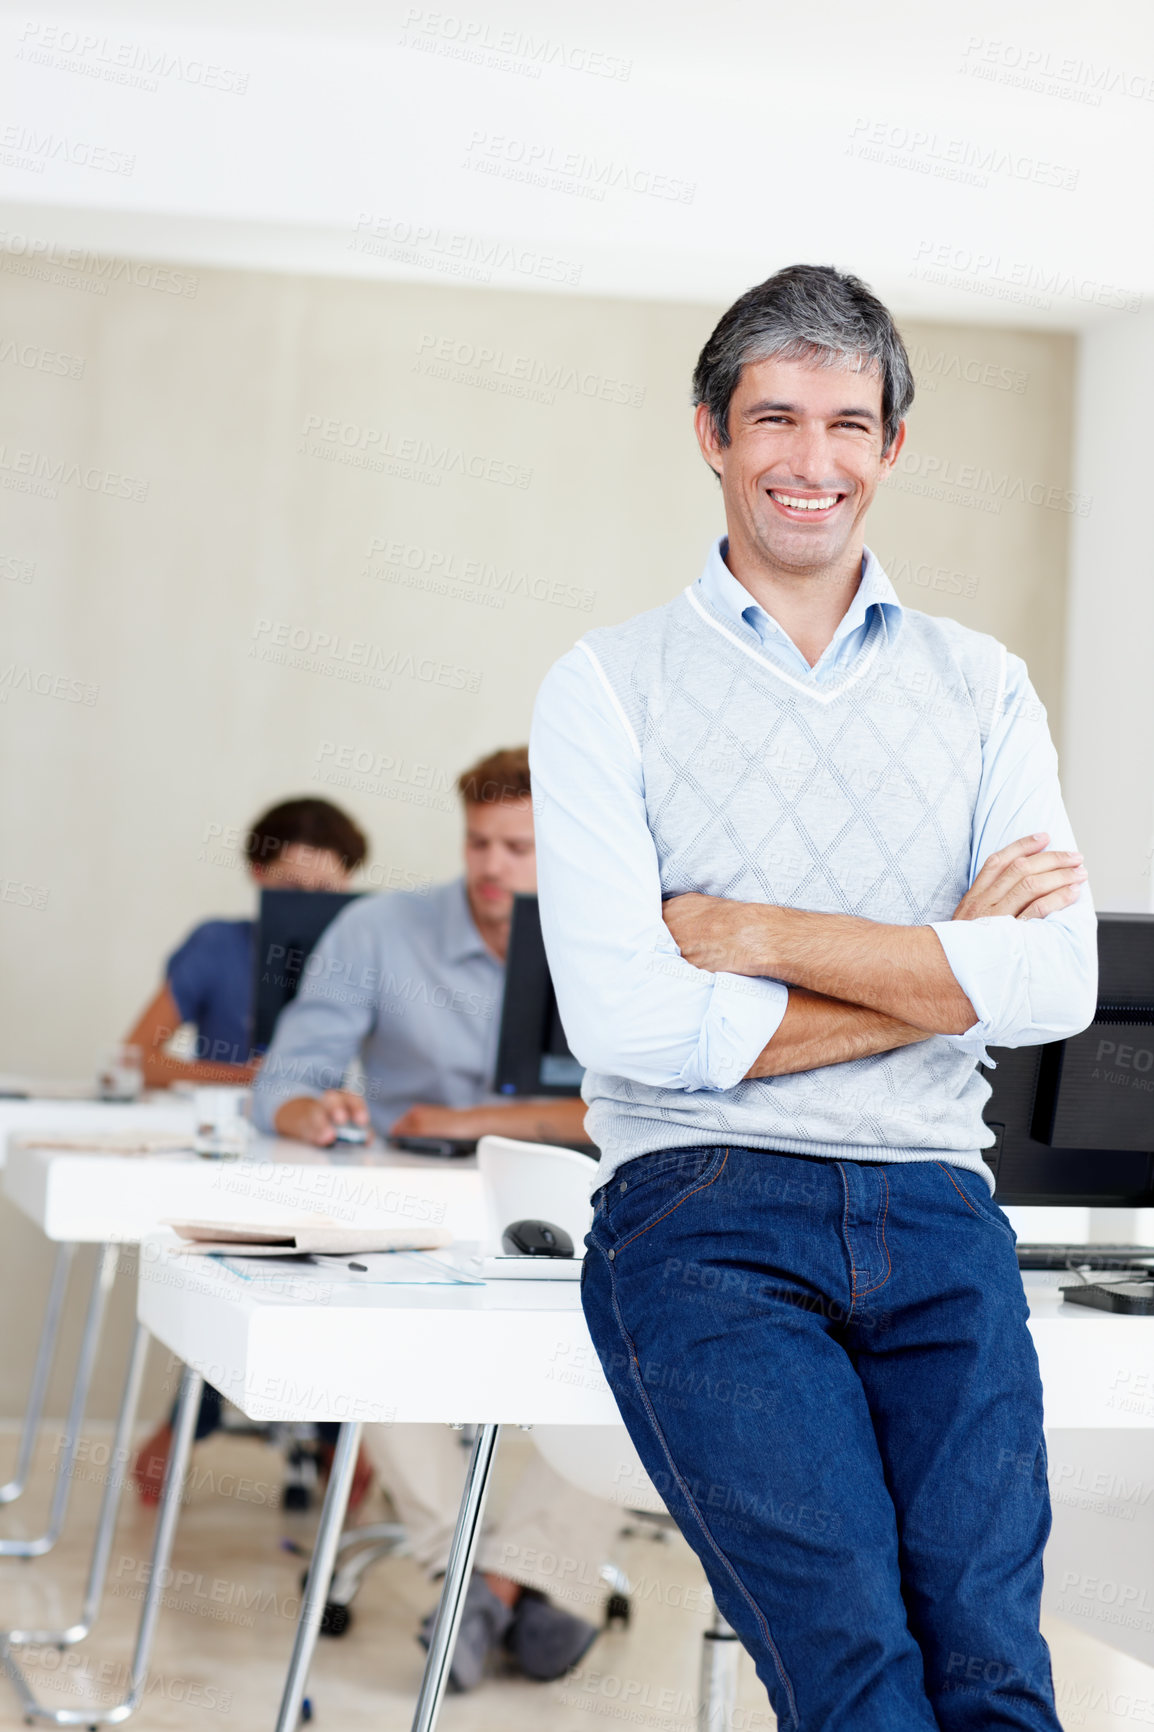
[771,492,840,512]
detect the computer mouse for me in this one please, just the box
[332,1122,368,1145]
[501,1219,575,1258]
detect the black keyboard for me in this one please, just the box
[1016,1243,1154,1271]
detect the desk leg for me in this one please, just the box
[411,1423,501,1732]
[0,1244,117,1558]
[0,1244,74,1506]
[3,1320,150,1645]
[0,1360,202,1727]
[274,1422,363,1732]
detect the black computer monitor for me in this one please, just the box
[494,895,584,1097]
[983,913,1154,1206]
[251,888,361,1050]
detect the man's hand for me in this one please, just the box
[662,893,770,977]
[274,1089,371,1147]
[389,1104,490,1140]
[952,832,1086,923]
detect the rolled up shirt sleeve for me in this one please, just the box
[531,647,788,1092]
[930,652,1097,1052]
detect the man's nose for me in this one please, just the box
[783,424,836,483]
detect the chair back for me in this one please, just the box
[532,1424,668,1515]
[475,1135,596,1256]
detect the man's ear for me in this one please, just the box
[880,418,907,473]
[693,401,724,479]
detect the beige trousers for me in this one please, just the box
[360,1423,621,1609]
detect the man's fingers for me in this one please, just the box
[971,833,1050,890]
[333,1090,370,1125]
[981,848,1082,904]
[310,1104,338,1145]
[1005,863,1087,914]
[1017,882,1086,921]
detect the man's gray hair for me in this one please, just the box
[692,264,914,454]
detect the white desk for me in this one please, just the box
[125,1237,616,1732]
[0,1097,197,1168]
[0,1121,485,1663]
[137,1236,616,1429]
[3,1132,485,1243]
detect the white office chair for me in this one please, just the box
[532,1422,742,1732]
[475,1133,597,1254]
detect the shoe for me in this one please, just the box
[131,1424,173,1505]
[418,1573,514,1692]
[505,1589,600,1681]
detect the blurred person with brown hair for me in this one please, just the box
[124,797,366,1089]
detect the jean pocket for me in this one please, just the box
[937,1163,1017,1245]
[602,1146,729,1254]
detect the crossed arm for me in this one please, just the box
[663,834,1087,1080]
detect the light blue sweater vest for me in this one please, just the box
[580,583,1009,1182]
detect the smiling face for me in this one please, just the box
[694,352,905,581]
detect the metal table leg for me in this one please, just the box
[0,1244,75,1506]
[3,1320,150,1645]
[0,1362,203,1726]
[698,1605,741,1731]
[0,1245,117,1558]
[273,1422,363,1732]
[411,1423,501,1732]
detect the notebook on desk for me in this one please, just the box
[165,1219,451,1255]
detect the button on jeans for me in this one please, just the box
[582,1146,1059,1732]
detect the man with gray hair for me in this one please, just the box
[531,264,1096,1729]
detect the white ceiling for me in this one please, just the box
[1,0,1152,326]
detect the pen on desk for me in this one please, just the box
[348,1261,368,1272]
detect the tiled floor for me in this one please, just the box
[0,1427,1150,1731]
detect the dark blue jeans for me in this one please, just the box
[583,1146,1058,1732]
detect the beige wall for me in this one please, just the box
[0,260,1074,1417]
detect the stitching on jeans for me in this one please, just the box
[837,1163,858,1315]
[616,1149,729,1254]
[857,1168,892,1296]
[603,1255,800,1728]
[936,1162,983,1218]
[935,1162,1014,1243]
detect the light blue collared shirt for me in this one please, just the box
[704,536,901,684]
[251,878,505,1136]
[530,539,1097,1104]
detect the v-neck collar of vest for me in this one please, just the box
[682,584,885,706]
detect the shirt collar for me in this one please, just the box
[443,876,498,967]
[699,536,903,650]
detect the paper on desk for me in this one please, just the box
[165,1218,451,1255]
[219,1250,482,1285]
[19,1132,194,1155]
